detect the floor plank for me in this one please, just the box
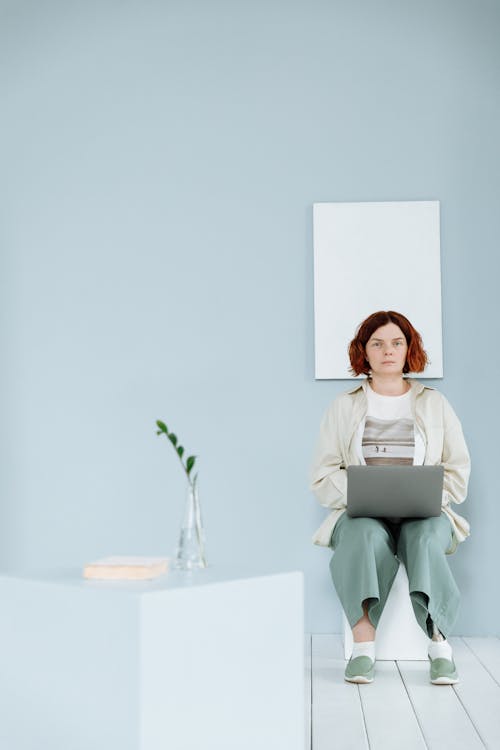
[312,635,369,750]
[397,659,485,749]
[462,636,500,686]
[442,637,500,749]
[359,659,427,749]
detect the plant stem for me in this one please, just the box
[191,473,207,567]
[175,448,193,487]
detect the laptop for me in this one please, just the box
[346,465,444,519]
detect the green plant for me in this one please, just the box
[156,420,197,487]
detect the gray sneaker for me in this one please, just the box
[344,655,375,683]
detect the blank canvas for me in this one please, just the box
[313,201,443,379]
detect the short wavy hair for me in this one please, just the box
[348,310,429,377]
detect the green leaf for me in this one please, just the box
[177,445,184,458]
[156,420,168,433]
[156,430,162,435]
[186,455,196,474]
[168,433,178,447]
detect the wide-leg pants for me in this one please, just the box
[329,512,461,639]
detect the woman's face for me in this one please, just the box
[365,322,408,376]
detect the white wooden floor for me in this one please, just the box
[304,634,500,749]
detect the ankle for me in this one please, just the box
[353,623,376,642]
[352,618,375,642]
[431,622,446,642]
[353,634,375,643]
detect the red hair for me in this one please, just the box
[348,311,429,376]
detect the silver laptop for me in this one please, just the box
[346,465,444,518]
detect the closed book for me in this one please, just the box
[83,556,170,580]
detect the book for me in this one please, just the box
[83,556,170,580]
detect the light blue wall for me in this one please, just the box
[2,0,499,634]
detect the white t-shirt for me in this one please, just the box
[355,383,426,522]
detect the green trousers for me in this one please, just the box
[329,511,460,639]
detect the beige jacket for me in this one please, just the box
[310,378,471,555]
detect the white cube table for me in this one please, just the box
[0,565,304,750]
[343,561,429,660]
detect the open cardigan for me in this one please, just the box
[310,378,471,555]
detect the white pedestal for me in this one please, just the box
[343,561,429,660]
[0,565,304,750]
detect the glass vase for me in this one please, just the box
[174,475,207,570]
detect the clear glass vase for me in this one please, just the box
[174,475,207,570]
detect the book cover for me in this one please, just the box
[83,556,170,580]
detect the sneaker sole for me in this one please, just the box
[344,675,374,684]
[431,676,459,685]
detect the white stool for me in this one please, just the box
[343,561,429,660]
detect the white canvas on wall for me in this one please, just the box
[313,201,443,379]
